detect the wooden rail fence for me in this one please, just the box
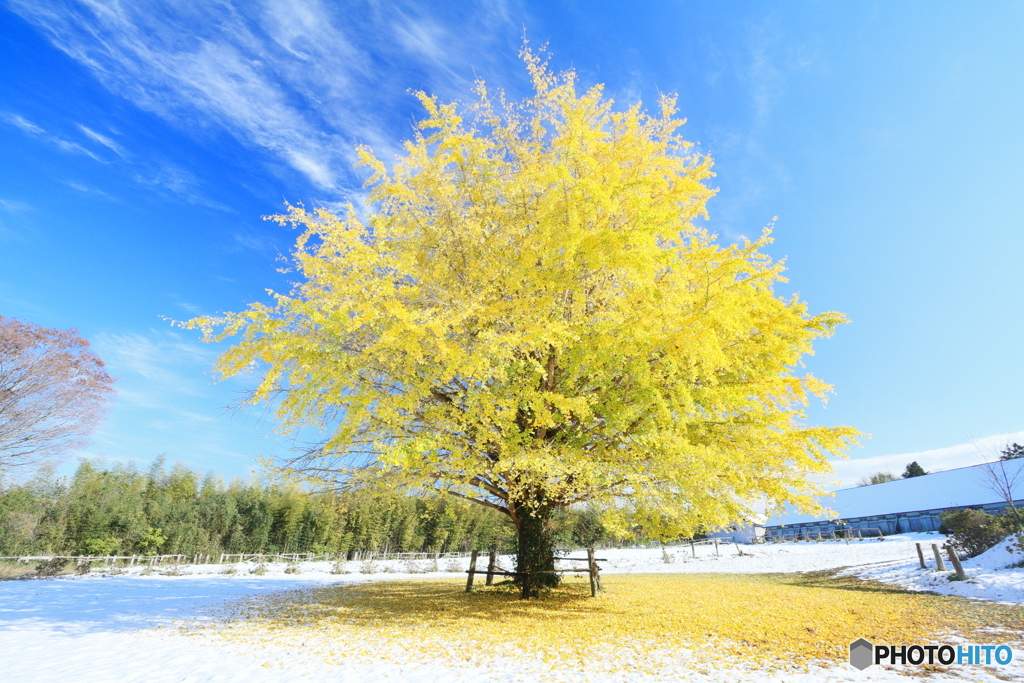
[0,554,196,568]
[0,549,494,569]
[465,548,606,600]
[761,528,884,543]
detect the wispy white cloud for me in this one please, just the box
[395,17,451,67]
[63,180,114,199]
[0,198,35,242]
[1,112,45,135]
[131,162,232,211]
[69,328,288,474]
[232,232,273,253]
[744,19,820,127]
[94,331,218,399]
[746,21,784,126]
[8,0,526,195]
[0,199,33,213]
[77,124,125,156]
[170,299,203,315]
[2,105,229,207]
[0,111,102,160]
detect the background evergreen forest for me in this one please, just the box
[0,458,640,558]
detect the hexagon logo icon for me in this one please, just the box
[849,638,873,670]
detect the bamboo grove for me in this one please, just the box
[0,457,639,558]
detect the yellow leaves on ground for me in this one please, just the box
[189,573,1024,677]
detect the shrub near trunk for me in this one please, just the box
[940,509,1014,558]
[34,557,71,576]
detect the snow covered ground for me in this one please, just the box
[851,535,1024,603]
[2,533,1023,682]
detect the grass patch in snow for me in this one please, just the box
[189,571,1024,676]
[0,559,78,580]
[0,560,35,580]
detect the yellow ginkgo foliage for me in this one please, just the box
[186,50,859,593]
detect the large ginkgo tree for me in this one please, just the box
[188,51,859,597]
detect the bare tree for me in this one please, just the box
[0,316,115,471]
[974,443,1024,526]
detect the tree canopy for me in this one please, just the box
[1000,443,1024,461]
[0,316,115,472]
[902,461,928,478]
[187,51,859,591]
[857,471,896,486]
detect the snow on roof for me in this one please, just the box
[770,458,1024,526]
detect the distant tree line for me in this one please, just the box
[857,460,929,487]
[0,457,641,557]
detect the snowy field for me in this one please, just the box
[2,533,1023,682]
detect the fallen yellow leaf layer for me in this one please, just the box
[185,572,1024,678]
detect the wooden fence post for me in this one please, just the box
[690,542,696,559]
[714,539,720,557]
[586,548,598,597]
[915,543,927,569]
[465,550,478,593]
[931,543,946,571]
[485,550,497,586]
[946,545,966,580]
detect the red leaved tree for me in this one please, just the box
[0,316,116,472]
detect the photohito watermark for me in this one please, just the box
[849,638,1013,670]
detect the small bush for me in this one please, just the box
[251,564,268,576]
[404,560,423,574]
[35,557,71,577]
[445,559,463,572]
[284,566,301,575]
[221,565,237,575]
[359,560,378,574]
[940,509,1013,558]
[80,536,121,556]
[330,561,347,574]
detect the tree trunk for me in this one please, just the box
[513,502,559,598]
[1006,503,1023,528]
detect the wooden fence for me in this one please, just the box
[215,550,486,564]
[464,548,605,600]
[0,554,194,568]
[0,549,488,569]
[759,528,884,543]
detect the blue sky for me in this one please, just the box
[2,1,1022,486]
